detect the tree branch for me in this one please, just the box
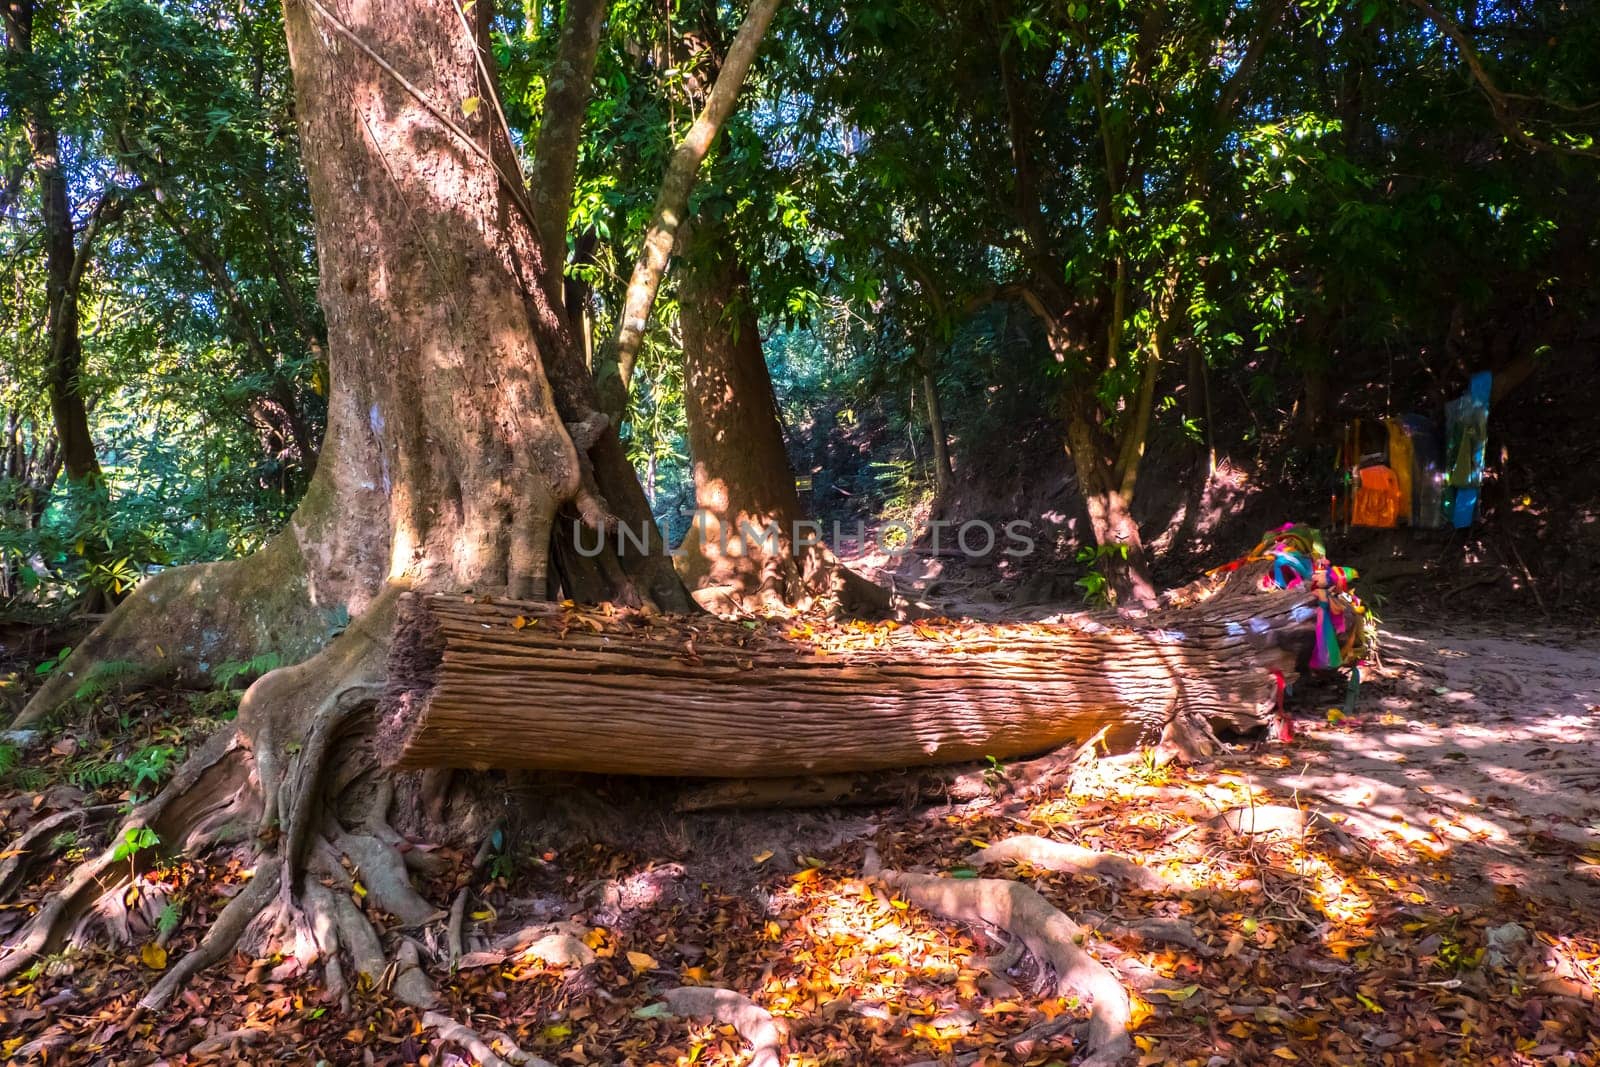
[1405,0,1600,159]
[528,0,609,278]
[593,0,783,423]
[1113,265,1178,497]
[1213,0,1287,126]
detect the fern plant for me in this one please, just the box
[212,652,282,691]
[71,660,150,704]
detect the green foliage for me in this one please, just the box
[1075,543,1129,607]
[1134,749,1171,786]
[212,652,282,692]
[982,755,1009,791]
[157,899,184,937]
[69,742,181,795]
[110,825,160,864]
[2,0,321,613]
[3,0,1597,596]
[71,660,149,704]
[870,459,930,524]
[33,646,72,677]
[125,744,179,793]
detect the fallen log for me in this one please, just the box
[378,561,1330,777]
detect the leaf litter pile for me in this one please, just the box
[2,612,1599,1066]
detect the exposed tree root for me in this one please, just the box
[0,729,246,981]
[423,1010,555,1067]
[328,830,442,926]
[659,986,785,1067]
[187,1027,268,1057]
[968,835,1180,893]
[448,825,501,966]
[865,848,1134,1067]
[1155,709,1224,765]
[1077,910,1214,956]
[3,592,540,1067]
[0,804,117,900]
[13,536,333,729]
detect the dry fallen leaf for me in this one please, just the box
[140,942,168,970]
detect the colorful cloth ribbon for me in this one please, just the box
[1218,523,1365,671]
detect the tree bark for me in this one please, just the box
[592,0,781,423]
[16,0,692,725]
[1065,394,1159,608]
[676,221,802,604]
[3,0,700,1028]
[278,0,627,604]
[381,560,1318,775]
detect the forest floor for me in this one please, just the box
[1,605,1598,1066]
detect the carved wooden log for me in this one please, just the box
[379,563,1323,777]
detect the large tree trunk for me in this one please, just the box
[676,220,885,613]
[15,0,689,727]
[382,560,1314,775]
[676,221,805,605]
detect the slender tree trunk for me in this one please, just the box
[1019,291,1159,608]
[528,0,608,280]
[1064,394,1158,609]
[592,0,781,423]
[39,163,100,485]
[922,367,953,499]
[6,0,101,485]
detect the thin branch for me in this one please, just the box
[592,0,783,421]
[1213,0,1288,126]
[1405,0,1600,159]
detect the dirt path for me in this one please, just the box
[1243,623,1600,906]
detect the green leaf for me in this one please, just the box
[111,826,160,863]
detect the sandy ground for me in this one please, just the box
[1249,621,1600,905]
